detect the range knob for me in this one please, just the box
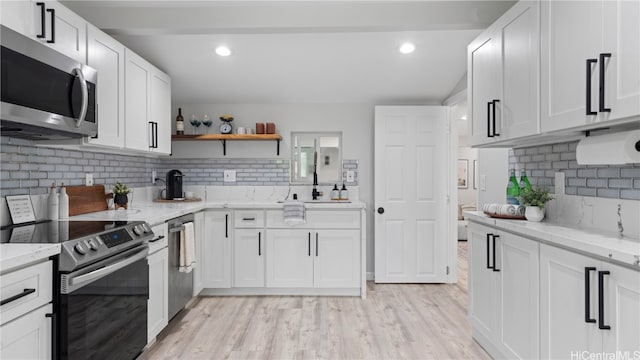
[74,243,87,255]
[132,225,143,236]
[87,239,99,251]
[142,223,151,233]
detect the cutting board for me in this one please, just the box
[67,185,109,216]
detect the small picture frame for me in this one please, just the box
[457,159,468,189]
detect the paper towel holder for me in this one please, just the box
[576,129,640,165]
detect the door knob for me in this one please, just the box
[377,207,385,214]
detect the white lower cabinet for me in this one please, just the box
[313,229,360,288]
[0,303,52,359]
[233,228,264,287]
[266,230,313,287]
[147,223,168,343]
[0,260,53,359]
[202,211,232,289]
[540,244,640,359]
[468,223,539,359]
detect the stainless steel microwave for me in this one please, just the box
[1,25,97,140]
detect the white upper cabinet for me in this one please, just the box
[125,49,151,152]
[125,48,172,154]
[86,24,125,148]
[541,0,640,132]
[150,69,172,155]
[0,1,86,63]
[468,1,539,146]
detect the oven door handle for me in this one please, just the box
[62,246,148,294]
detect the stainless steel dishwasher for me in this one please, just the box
[167,214,194,320]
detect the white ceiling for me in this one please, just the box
[62,1,515,105]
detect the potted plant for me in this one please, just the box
[519,187,554,222]
[112,181,131,209]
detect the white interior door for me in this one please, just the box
[374,106,452,283]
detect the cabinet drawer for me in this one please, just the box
[266,210,360,229]
[0,261,52,325]
[148,223,168,254]
[234,210,265,228]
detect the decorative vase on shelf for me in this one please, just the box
[114,194,128,210]
[525,206,544,222]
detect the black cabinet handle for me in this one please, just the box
[598,270,611,330]
[149,235,165,243]
[315,233,319,257]
[599,53,612,113]
[46,8,55,44]
[243,217,256,221]
[153,122,158,148]
[1,288,36,306]
[584,267,596,323]
[492,234,500,272]
[487,102,493,138]
[308,232,311,256]
[225,214,228,238]
[486,233,492,269]
[36,3,46,38]
[258,232,261,256]
[492,100,500,137]
[586,59,598,115]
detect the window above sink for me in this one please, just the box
[290,132,342,185]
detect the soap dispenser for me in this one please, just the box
[47,182,59,220]
[331,184,340,200]
[339,183,349,201]
[59,182,69,219]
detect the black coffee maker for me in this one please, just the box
[166,170,184,199]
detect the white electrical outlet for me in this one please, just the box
[346,170,355,183]
[85,173,94,186]
[152,170,157,184]
[224,170,236,182]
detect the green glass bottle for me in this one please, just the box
[506,169,520,205]
[519,169,532,193]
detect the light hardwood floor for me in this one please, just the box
[143,241,488,360]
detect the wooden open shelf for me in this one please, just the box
[171,133,282,155]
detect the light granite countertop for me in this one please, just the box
[463,210,640,268]
[0,243,60,274]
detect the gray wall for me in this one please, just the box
[509,140,640,200]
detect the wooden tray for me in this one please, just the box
[153,198,202,203]
[67,185,108,216]
[483,211,525,220]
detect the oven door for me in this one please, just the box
[59,246,149,360]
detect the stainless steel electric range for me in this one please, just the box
[1,220,154,360]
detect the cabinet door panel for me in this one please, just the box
[87,25,125,148]
[468,32,500,145]
[0,304,52,359]
[0,1,34,36]
[266,229,313,288]
[203,212,231,288]
[540,244,601,358]
[124,50,150,151]
[150,69,171,154]
[499,232,539,359]
[603,263,640,354]
[468,224,498,339]
[314,230,359,288]
[541,0,603,132]
[43,1,86,63]
[500,1,539,139]
[147,247,168,342]
[233,229,264,287]
[602,0,640,122]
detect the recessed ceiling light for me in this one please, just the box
[399,43,415,54]
[215,46,231,57]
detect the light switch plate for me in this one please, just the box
[224,170,236,183]
[85,173,94,186]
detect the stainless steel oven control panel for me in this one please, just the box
[59,221,153,272]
